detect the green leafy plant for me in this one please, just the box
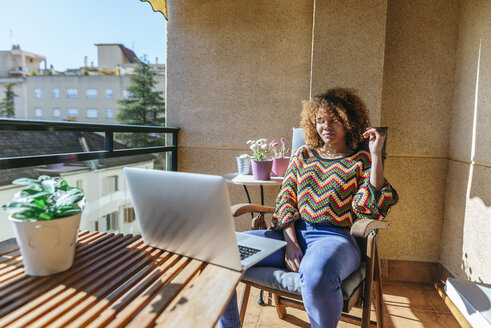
[2,176,84,221]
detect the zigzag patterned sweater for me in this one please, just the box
[271,145,398,230]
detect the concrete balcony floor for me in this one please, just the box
[231,281,460,328]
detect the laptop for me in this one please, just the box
[123,167,286,272]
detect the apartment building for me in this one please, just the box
[0,44,165,124]
[0,44,46,77]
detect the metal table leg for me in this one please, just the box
[242,185,254,220]
[258,184,265,305]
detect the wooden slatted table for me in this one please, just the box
[0,231,242,327]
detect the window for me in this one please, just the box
[52,89,60,98]
[34,89,42,98]
[124,207,136,223]
[68,108,79,118]
[35,108,43,117]
[67,89,78,98]
[105,89,113,98]
[104,211,119,231]
[123,90,132,99]
[102,175,119,195]
[86,89,97,98]
[87,109,98,118]
[52,108,61,117]
[94,221,99,231]
[106,108,113,118]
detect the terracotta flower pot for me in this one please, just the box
[251,160,273,181]
[9,213,81,276]
[272,157,290,177]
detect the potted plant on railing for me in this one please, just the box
[247,138,273,180]
[270,137,290,177]
[2,176,85,276]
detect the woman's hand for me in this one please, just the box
[285,240,303,272]
[363,127,386,158]
[282,222,303,272]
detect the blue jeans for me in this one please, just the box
[218,220,361,328]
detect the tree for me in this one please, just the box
[0,82,17,118]
[117,58,166,147]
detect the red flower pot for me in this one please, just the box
[272,157,290,177]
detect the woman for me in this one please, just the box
[219,87,398,328]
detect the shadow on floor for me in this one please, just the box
[235,281,461,328]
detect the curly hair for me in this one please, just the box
[300,87,371,150]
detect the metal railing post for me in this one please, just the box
[105,132,114,152]
[170,130,178,171]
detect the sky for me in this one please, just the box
[0,0,167,71]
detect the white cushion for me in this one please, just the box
[291,127,305,156]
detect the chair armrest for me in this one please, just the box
[350,219,389,238]
[231,203,275,217]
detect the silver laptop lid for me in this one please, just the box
[124,168,243,271]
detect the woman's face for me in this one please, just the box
[315,108,347,147]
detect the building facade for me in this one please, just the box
[12,74,164,123]
[0,45,46,77]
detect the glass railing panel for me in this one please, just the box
[0,155,172,241]
[0,119,178,243]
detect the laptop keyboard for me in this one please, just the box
[238,245,261,260]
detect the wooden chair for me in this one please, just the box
[234,127,390,327]
[233,204,387,327]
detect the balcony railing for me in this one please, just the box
[0,118,180,171]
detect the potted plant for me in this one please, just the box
[247,138,273,180]
[270,137,290,177]
[2,176,85,276]
[236,153,252,175]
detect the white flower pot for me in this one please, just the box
[9,213,81,276]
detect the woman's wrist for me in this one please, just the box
[370,151,383,159]
[283,223,300,247]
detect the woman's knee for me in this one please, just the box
[299,238,360,288]
[299,255,342,290]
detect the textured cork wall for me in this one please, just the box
[310,0,387,124]
[166,1,314,230]
[167,0,387,231]
[379,0,459,261]
[166,0,490,279]
[439,0,491,282]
